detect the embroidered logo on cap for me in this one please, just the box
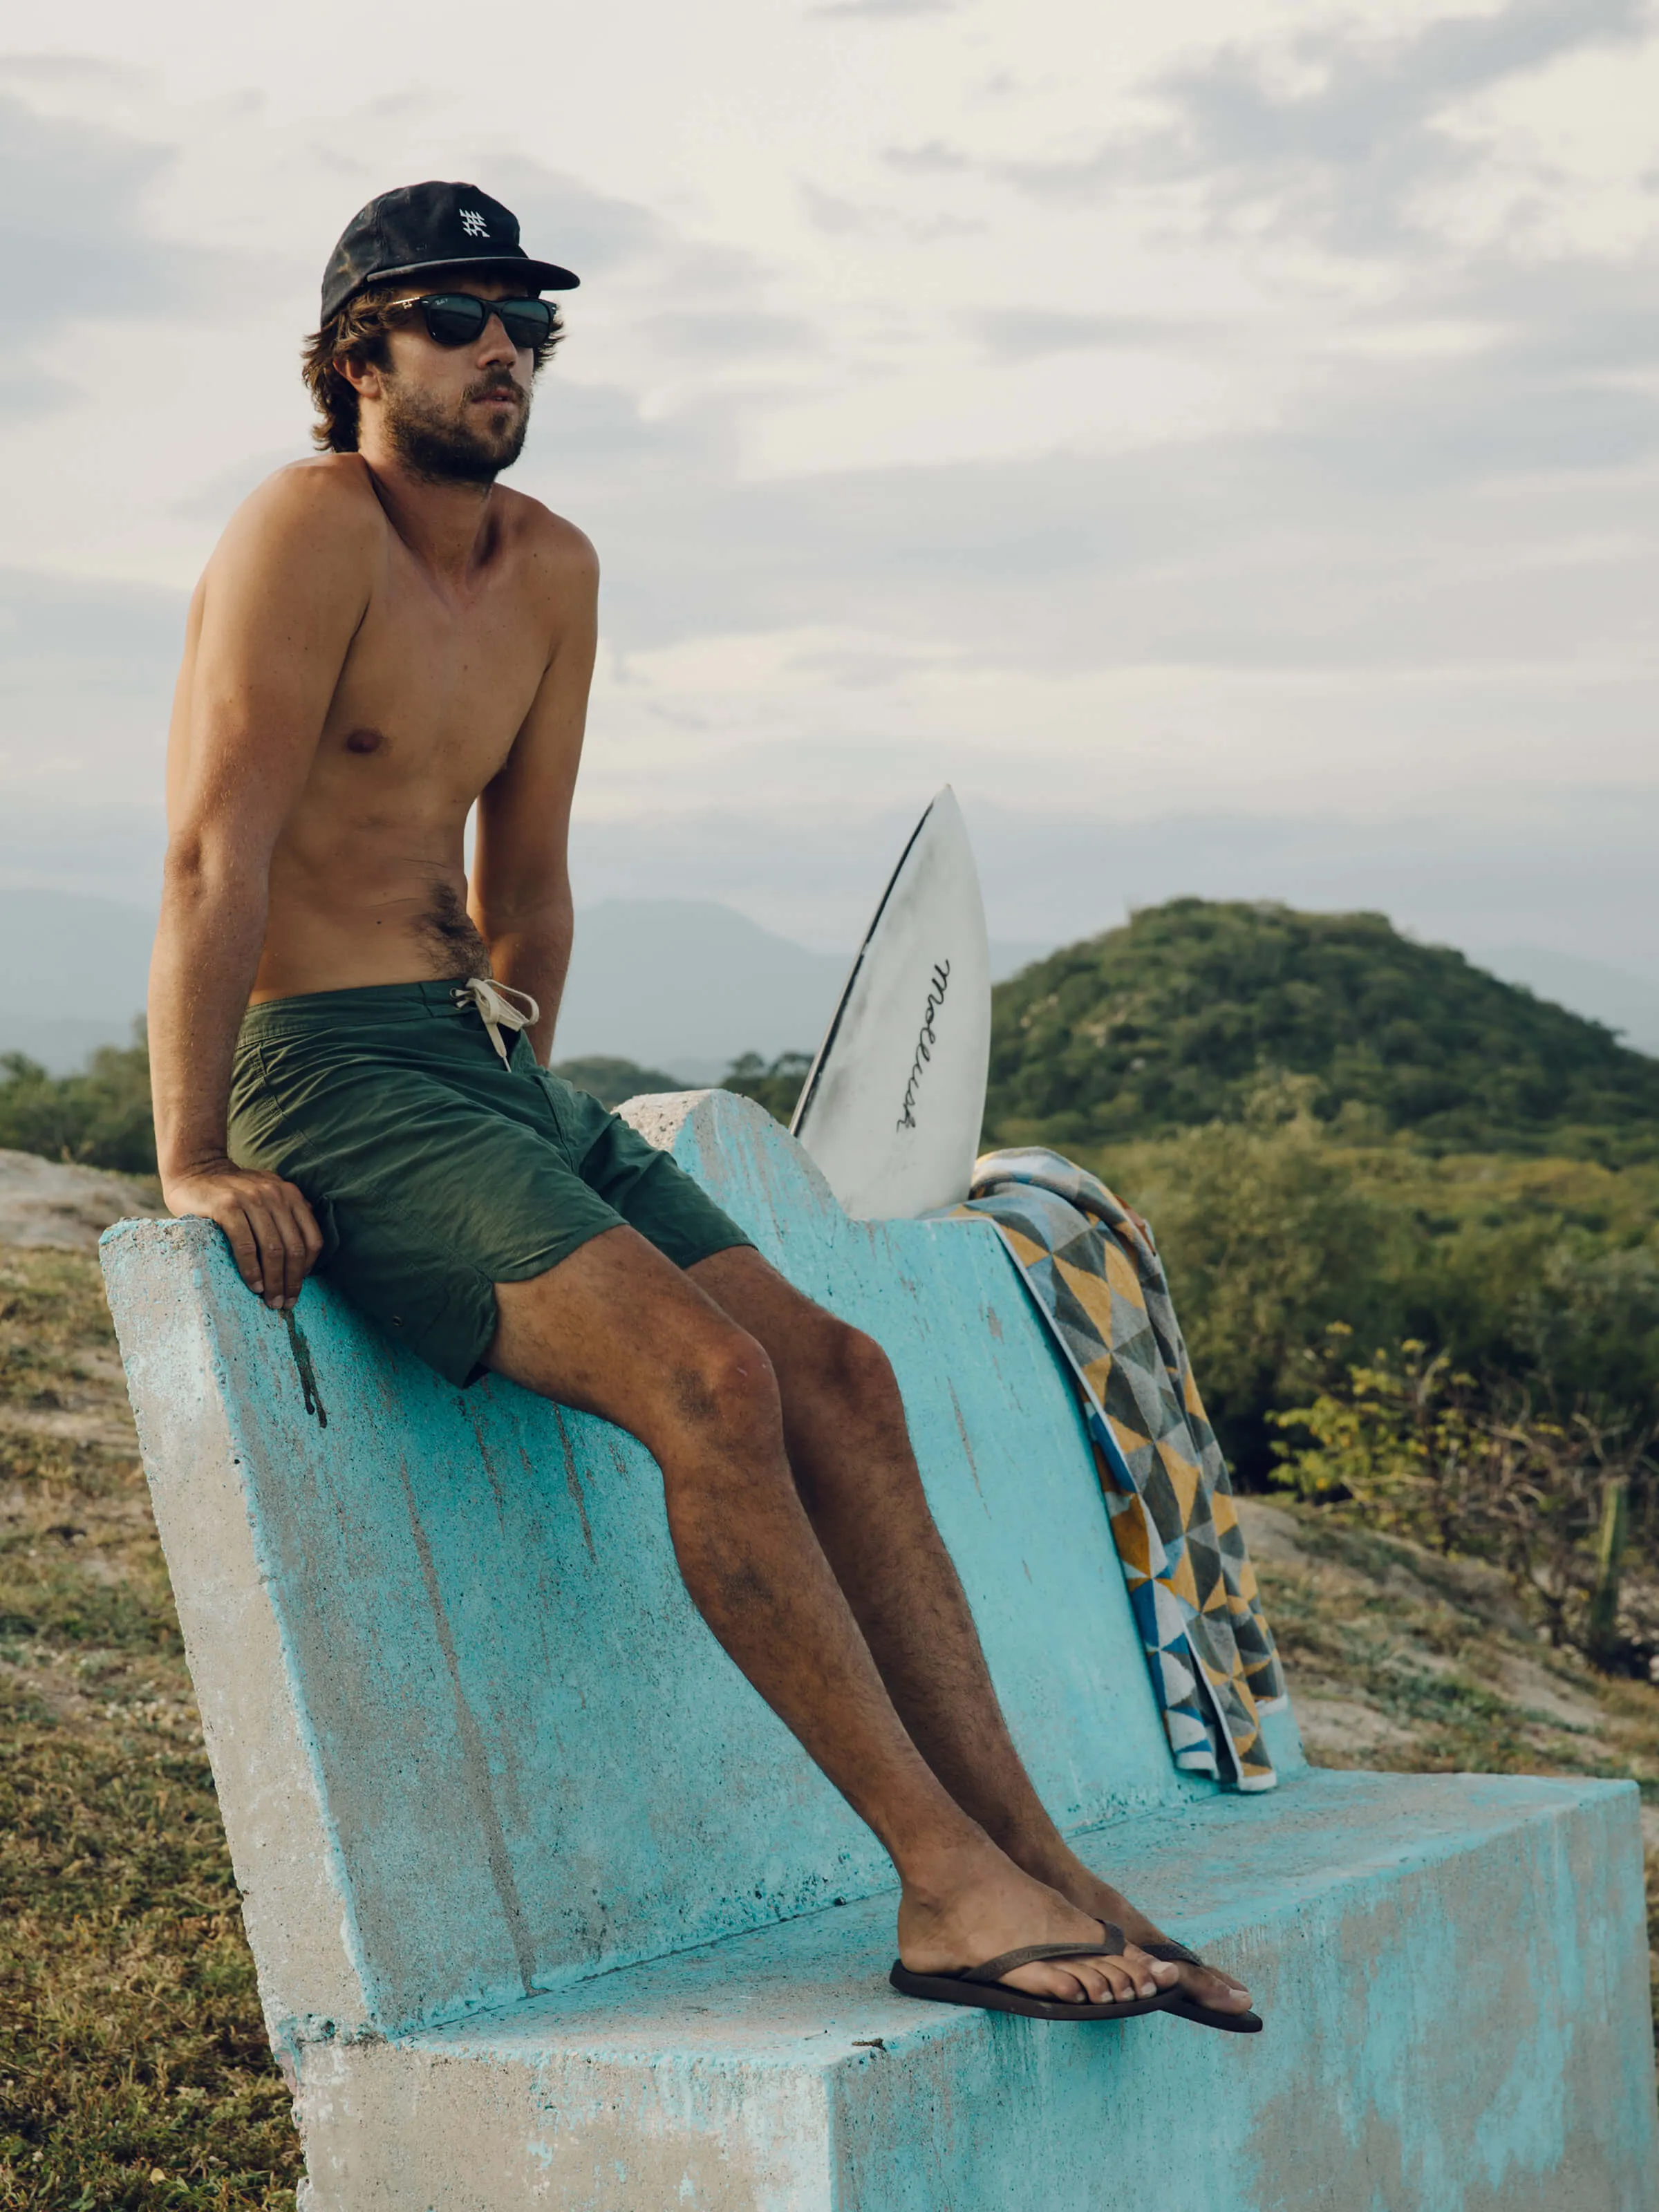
[459,207,489,238]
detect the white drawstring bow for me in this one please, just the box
[452,977,541,1064]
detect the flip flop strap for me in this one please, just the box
[1139,1939,1203,1969]
[962,1923,1127,1986]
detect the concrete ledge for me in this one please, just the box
[291,1770,1653,2211]
[100,1093,1658,2209]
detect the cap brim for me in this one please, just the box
[327,254,581,319]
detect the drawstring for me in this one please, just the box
[451,977,540,1064]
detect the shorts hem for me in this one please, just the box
[409,1216,624,1389]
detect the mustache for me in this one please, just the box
[465,375,527,406]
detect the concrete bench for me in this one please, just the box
[101,1091,1656,2210]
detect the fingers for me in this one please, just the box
[234,1198,294,1310]
[215,1201,268,1299]
[285,1183,326,1270]
[222,1179,322,1309]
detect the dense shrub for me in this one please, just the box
[0,1031,155,1174]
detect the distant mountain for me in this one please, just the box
[986,899,1659,1161]
[0,888,158,1071]
[553,901,846,1068]
[0,887,1051,1076]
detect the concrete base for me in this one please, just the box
[292,1770,1653,2212]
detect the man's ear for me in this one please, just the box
[337,350,385,401]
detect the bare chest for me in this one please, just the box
[318,564,549,797]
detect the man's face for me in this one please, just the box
[372,274,537,485]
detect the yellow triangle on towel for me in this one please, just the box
[1081,1351,1115,1397]
[997,1225,1051,1270]
[1167,1548,1200,1606]
[1103,1242,1145,1306]
[1052,1252,1114,1328]
[1107,1497,1154,1576]
[1108,1415,1152,1462]
[1157,1442,1203,1523]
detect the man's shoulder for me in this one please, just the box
[242,449,389,531]
[496,486,599,585]
[216,454,385,564]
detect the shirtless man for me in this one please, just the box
[151,180,1254,2031]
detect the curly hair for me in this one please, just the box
[300,281,565,453]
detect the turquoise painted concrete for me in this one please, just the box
[100,1091,1658,2209]
[102,1098,1201,2043]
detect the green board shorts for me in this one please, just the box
[227,979,753,1388]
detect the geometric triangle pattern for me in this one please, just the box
[957,1147,1287,1791]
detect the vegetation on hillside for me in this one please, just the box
[548,1053,686,1106]
[719,1050,814,1124]
[0,1035,154,1177]
[1087,1085,1659,1480]
[986,900,1659,1162]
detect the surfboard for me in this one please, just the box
[791,787,991,1219]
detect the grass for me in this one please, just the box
[0,1245,301,2209]
[0,1240,1653,2198]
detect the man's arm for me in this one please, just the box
[470,522,599,1062]
[151,468,373,1307]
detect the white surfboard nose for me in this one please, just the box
[791,786,991,1220]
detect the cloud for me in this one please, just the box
[882,140,975,175]
[0,88,208,419]
[971,310,1188,362]
[1001,0,1649,252]
[810,0,961,18]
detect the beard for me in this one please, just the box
[381,373,531,485]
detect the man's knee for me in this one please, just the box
[808,1311,900,1412]
[666,1320,780,1447]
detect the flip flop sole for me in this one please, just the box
[1164,1993,1264,2034]
[890,1961,1178,2023]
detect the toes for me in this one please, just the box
[1185,1967,1250,2012]
[1004,1956,1147,2006]
[1005,1962,1092,2003]
[1121,1940,1177,1994]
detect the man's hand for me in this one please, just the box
[162,1160,323,1311]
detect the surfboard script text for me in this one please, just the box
[897,959,952,1132]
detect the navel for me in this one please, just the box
[344,726,386,756]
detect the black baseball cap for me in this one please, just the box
[321,181,580,322]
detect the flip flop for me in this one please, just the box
[890,1920,1179,2023]
[1139,1939,1263,2033]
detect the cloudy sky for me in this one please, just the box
[1,0,1656,964]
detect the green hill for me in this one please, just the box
[986,900,1659,1161]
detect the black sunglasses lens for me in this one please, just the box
[417,296,553,349]
[497,301,554,349]
[420,297,487,346]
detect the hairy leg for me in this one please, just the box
[489,1228,1156,2005]
[689,1244,1251,2017]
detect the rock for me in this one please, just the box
[0,1148,158,1251]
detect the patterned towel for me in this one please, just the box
[955,1147,1286,1790]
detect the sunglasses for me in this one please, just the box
[382,292,557,351]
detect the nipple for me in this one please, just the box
[344,727,385,755]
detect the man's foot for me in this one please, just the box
[1006,1841,1253,2018]
[897,1837,1182,2007]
